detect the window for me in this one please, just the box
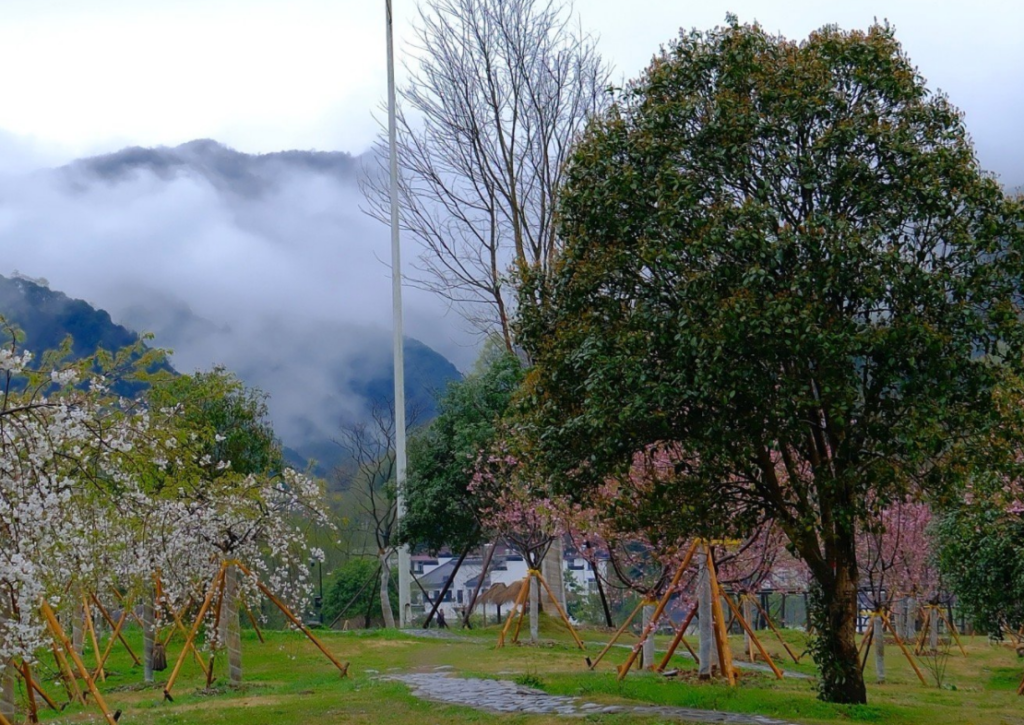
[457,590,464,604]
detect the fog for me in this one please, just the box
[0,140,476,455]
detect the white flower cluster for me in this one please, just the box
[0,352,331,663]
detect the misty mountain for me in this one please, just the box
[63,139,364,198]
[0,272,139,357]
[0,139,475,475]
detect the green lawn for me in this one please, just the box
[18,617,1024,725]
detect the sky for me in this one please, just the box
[0,0,1021,184]
[0,0,1021,454]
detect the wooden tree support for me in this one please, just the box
[241,594,265,644]
[92,600,131,680]
[51,642,84,706]
[656,599,700,671]
[233,561,350,677]
[163,559,351,702]
[40,600,120,725]
[859,610,928,685]
[82,596,104,681]
[99,592,142,666]
[704,543,737,686]
[720,593,782,679]
[163,562,228,701]
[496,568,585,650]
[17,658,60,713]
[913,605,966,657]
[743,593,801,664]
[585,598,645,670]
[616,541,699,681]
[151,585,210,678]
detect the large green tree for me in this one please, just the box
[516,18,1024,703]
[400,344,525,555]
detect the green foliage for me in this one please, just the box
[938,492,1024,636]
[145,367,283,495]
[515,17,1024,704]
[321,557,398,626]
[399,343,525,553]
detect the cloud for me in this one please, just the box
[0,140,476,450]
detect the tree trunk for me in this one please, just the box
[0,598,16,721]
[143,593,155,683]
[220,566,242,685]
[808,555,867,704]
[0,664,12,722]
[540,538,567,614]
[72,601,85,657]
[697,554,718,678]
[642,603,655,668]
[423,546,470,628]
[529,577,540,643]
[379,553,396,629]
[462,540,498,628]
[898,597,911,641]
[874,615,885,683]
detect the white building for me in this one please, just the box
[410,542,606,625]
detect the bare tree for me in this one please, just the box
[334,401,420,628]
[363,0,610,350]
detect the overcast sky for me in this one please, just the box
[0,0,1019,454]
[0,0,1021,185]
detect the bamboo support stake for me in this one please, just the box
[535,571,585,650]
[164,563,227,701]
[705,544,736,685]
[507,577,532,647]
[156,596,209,677]
[93,606,130,680]
[18,660,59,712]
[160,597,194,648]
[880,611,928,686]
[233,561,349,677]
[616,541,699,681]
[859,618,875,672]
[205,565,229,688]
[493,581,528,647]
[914,607,932,655]
[938,610,967,657]
[722,593,782,679]
[51,642,83,705]
[587,598,644,670]
[241,595,265,644]
[95,593,141,666]
[749,594,801,664]
[657,600,700,672]
[511,582,530,644]
[21,660,39,723]
[82,597,104,681]
[40,600,119,725]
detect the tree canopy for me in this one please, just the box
[515,18,1024,703]
[399,344,525,554]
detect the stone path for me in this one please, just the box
[386,671,802,724]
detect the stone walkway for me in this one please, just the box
[386,670,802,724]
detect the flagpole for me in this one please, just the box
[386,0,412,628]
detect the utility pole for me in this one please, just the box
[386,0,412,627]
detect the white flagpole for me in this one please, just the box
[386,0,412,628]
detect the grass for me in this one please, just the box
[16,616,1024,725]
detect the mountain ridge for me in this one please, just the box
[0,273,460,475]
